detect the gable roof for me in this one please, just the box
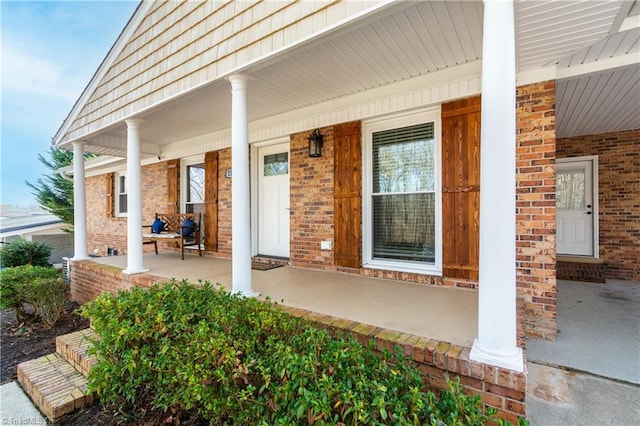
[53,0,639,157]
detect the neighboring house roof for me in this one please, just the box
[0,213,65,237]
[53,0,639,159]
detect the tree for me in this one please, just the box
[26,146,75,225]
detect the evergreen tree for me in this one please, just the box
[26,146,75,225]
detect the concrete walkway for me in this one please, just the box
[0,381,46,425]
[528,280,640,384]
[527,363,639,426]
[526,279,640,425]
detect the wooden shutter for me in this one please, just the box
[204,151,218,252]
[166,159,180,214]
[106,172,114,217]
[441,96,481,280]
[334,122,362,268]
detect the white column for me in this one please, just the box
[123,119,148,275]
[71,141,88,260]
[470,0,523,372]
[229,74,258,297]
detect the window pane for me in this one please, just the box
[118,194,127,214]
[373,123,435,193]
[264,153,289,176]
[187,164,205,204]
[185,203,204,215]
[119,175,127,194]
[557,169,585,209]
[372,193,435,263]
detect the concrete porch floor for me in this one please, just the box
[93,252,478,347]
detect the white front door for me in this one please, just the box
[258,143,290,257]
[556,157,596,256]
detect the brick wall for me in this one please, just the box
[69,259,162,304]
[289,124,452,286]
[515,80,558,341]
[85,162,170,256]
[557,129,640,281]
[216,148,233,258]
[290,126,336,269]
[85,173,127,255]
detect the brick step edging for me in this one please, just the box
[56,328,98,378]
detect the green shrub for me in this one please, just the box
[82,280,526,425]
[0,238,52,268]
[0,265,67,326]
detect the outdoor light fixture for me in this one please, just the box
[307,128,323,157]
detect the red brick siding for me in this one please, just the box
[69,260,162,304]
[85,174,126,255]
[515,80,558,341]
[289,127,336,269]
[86,162,171,256]
[288,124,455,286]
[557,129,640,281]
[216,148,233,258]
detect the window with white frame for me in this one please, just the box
[115,172,128,216]
[364,110,441,273]
[185,163,205,214]
[179,158,205,216]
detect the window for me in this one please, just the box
[115,172,127,216]
[556,168,585,210]
[185,163,205,214]
[263,153,288,176]
[364,110,441,273]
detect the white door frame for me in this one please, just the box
[250,138,290,257]
[556,155,599,257]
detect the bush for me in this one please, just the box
[0,238,52,268]
[82,281,526,425]
[0,265,67,326]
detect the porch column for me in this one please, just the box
[123,119,148,275]
[71,141,88,260]
[470,0,523,372]
[229,74,258,297]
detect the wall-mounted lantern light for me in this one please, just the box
[307,128,323,158]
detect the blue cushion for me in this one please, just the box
[181,219,196,237]
[151,218,166,234]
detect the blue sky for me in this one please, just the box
[1,0,139,208]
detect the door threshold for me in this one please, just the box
[254,255,289,261]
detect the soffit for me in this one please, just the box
[77,0,637,157]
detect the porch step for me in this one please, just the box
[56,328,98,377]
[557,257,606,283]
[17,329,97,423]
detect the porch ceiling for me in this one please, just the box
[81,0,639,157]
